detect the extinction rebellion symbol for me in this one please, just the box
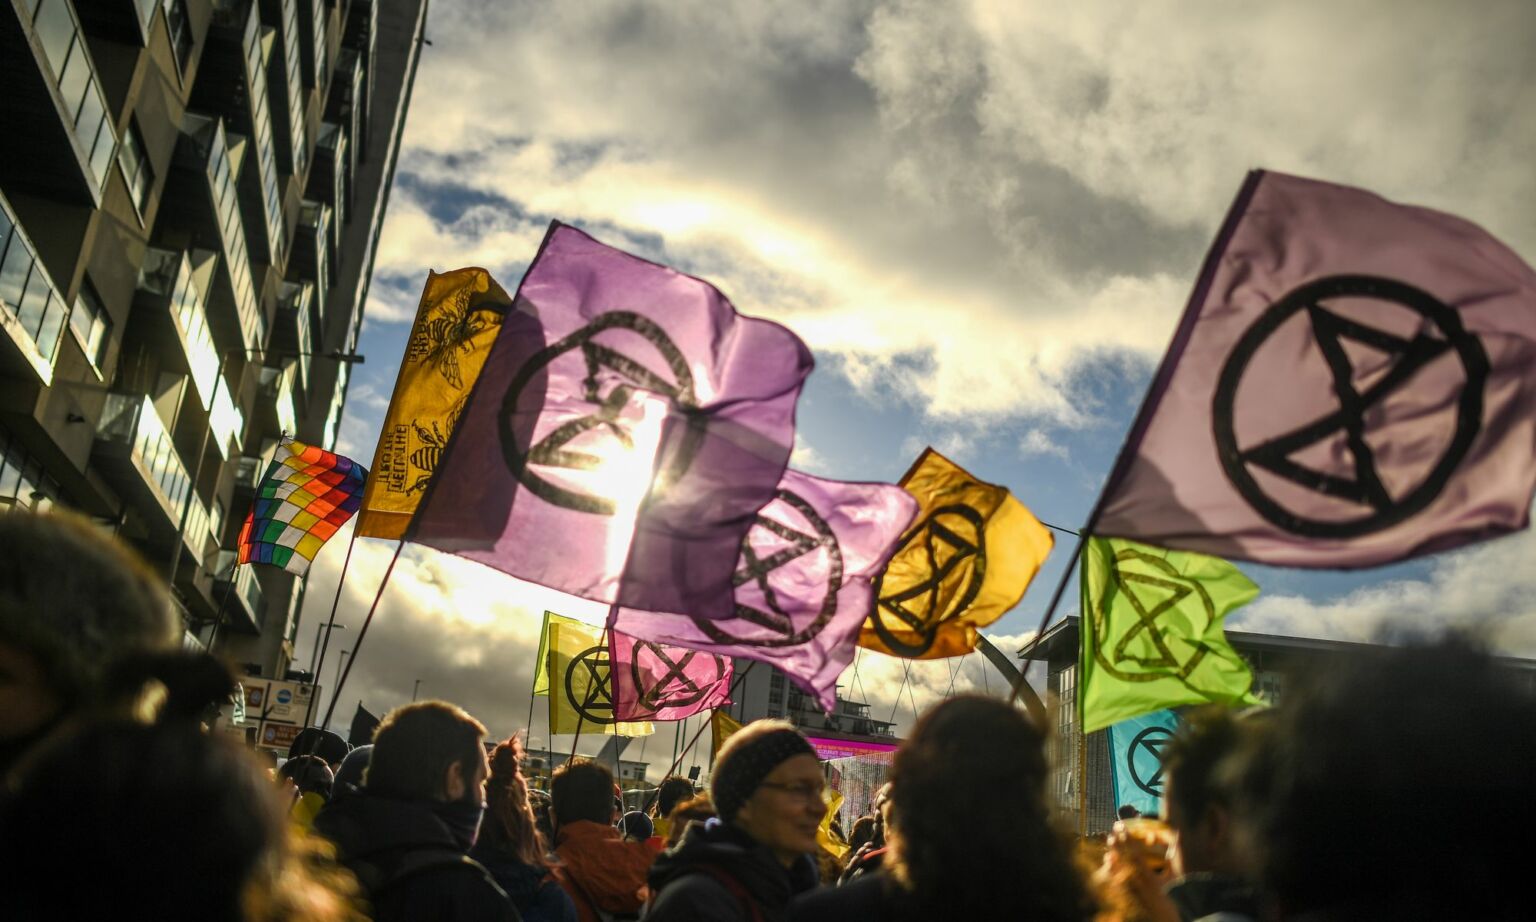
[1212,275,1489,538]
[870,504,987,657]
[564,645,619,725]
[1128,725,1174,798]
[630,641,727,713]
[1094,548,1215,685]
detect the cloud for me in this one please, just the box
[1019,428,1069,460]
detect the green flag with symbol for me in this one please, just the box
[1079,537,1262,733]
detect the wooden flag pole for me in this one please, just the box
[321,541,403,729]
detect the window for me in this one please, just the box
[162,0,193,72]
[29,0,116,191]
[70,280,110,368]
[244,14,285,262]
[118,121,154,217]
[0,194,69,367]
[0,424,62,511]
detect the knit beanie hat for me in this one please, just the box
[710,724,816,822]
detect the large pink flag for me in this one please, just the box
[1096,171,1536,567]
[608,632,732,722]
[611,469,918,712]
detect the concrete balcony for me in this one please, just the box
[94,392,194,533]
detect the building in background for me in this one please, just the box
[727,661,899,758]
[0,0,427,682]
[1022,615,1536,833]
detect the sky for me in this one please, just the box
[292,0,1536,760]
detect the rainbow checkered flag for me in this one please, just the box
[238,437,367,576]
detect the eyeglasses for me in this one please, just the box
[758,781,826,803]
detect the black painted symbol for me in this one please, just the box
[1092,548,1216,684]
[630,641,727,713]
[870,503,987,657]
[1128,726,1174,797]
[689,490,844,647]
[502,312,707,515]
[1213,275,1489,538]
[564,645,618,725]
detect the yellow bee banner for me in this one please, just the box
[356,268,510,539]
[859,448,1053,659]
[546,616,654,737]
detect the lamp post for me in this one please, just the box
[311,622,347,676]
[327,649,351,728]
[171,347,365,636]
[412,678,421,702]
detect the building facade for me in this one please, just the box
[0,0,427,681]
[728,660,899,755]
[1022,615,1536,834]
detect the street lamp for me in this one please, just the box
[412,678,421,702]
[327,649,352,727]
[175,347,366,638]
[310,622,347,675]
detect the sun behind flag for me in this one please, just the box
[859,448,1053,658]
[1095,170,1536,568]
[355,268,511,539]
[544,616,654,737]
[238,437,366,576]
[1080,537,1261,734]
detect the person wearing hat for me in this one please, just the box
[646,720,824,921]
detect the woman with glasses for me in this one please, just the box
[645,720,824,921]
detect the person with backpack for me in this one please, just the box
[314,701,517,921]
[472,735,578,922]
[645,720,823,922]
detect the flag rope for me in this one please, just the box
[888,660,913,724]
[321,541,403,729]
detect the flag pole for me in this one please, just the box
[312,527,360,713]
[322,541,403,729]
[1009,170,1265,706]
[644,662,756,815]
[202,564,240,652]
[1077,719,1089,837]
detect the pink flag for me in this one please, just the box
[1096,170,1536,567]
[611,469,918,712]
[608,632,732,722]
[409,223,813,616]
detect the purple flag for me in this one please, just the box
[410,223,814,615]
[611,469,918,712]
[608,630,733,722]
[1096,170,1536,567]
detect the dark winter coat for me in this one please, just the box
[471,836,578,922]
[644,820,819,922]
[313,790,519,922]
[789,871,913,922]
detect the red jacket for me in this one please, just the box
[554,820,656,922]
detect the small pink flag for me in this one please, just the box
[1097,171,1536,567]
[608,633,732,722]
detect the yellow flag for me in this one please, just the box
[710,710,743,760]
[356,268,511,539]
[532,611,585,697]
[817,789,849,860]
[859,448,1053,659]
[547,617,653,737]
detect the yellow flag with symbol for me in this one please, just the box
[546,615,653,737]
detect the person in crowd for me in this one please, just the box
[472,735,577,922]
[313,700,516,921]
[792,696,1096,922]
[0,671,362,920]
[0,509,178,780]
[650,776,696,847]
[836,784,889,885]
[1229,638,1534,920]
[281,753,337,831]
[646,720,824,922]
[530,788,556,848]
[622,810,656,844]
[330,744,373,804]
[1118,805,1142,822]
[844,816,876,855]
[548,758,656,921]
[663,794,717,849]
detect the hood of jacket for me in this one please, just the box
[554,819,654,913]
[648,819,818,911]
[313,789,464,863]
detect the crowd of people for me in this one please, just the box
[3,510,1534,921]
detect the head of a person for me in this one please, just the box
[280,754,335,800]
[0,510,177,774]
[528,788,555,846]
[847,814,877,853]
[710,719,824,866]
[484,735,546,865]
[1116,804,1141,821]
[0,719,358,920]
[654,774,695,819]
[1159,706,1251,878]
[330,744,372,802]
[664,794,716,847]
[1232,637,1535,919]
[620,810,654,842]
[549,757,618,835]
[886,696,1094,921]
[365,700,488,804]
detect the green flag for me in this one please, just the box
[532,611,586,697]
[1079,537,1262,733]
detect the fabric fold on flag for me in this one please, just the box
[238,437,366,576]
[411,222,814,620]
[859,448,1053,659]
[544,615,653,737]
[356,267,511,540]
[1096,170,1536,568]
[609,631,732,722]
[1080,537,1262,734]
[611,469,918,712]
